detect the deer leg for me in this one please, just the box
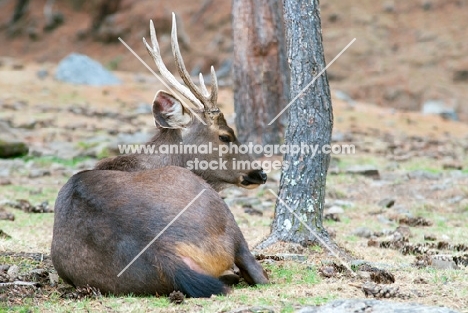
[235,241,269,285]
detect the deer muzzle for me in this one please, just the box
[240,169,267,188]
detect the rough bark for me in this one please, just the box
[232,0,289,149]
[257,0,333,248]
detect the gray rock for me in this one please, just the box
[431,258,458,270]
[325,206,344,215]
[29,169,51,178]
[422,100,458,121]
[408,170,441,180]
[345,165,380,179]
[296,299,459,313]
[378,198,395,208]
[37,69,49,79]
[7,264,19,281]
[55,53,121,86]
[134,103,152,114]
[453,69,468,82]
[353,227,373,238]
[377,215,393,225]
[334,90,355,106]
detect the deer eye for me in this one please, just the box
[219,135,231,143]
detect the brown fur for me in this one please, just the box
[51,167,268,297]
[175,243,234,278]
[95,93,267,192]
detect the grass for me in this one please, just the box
[1,263,329,313]
[21,155,91,168]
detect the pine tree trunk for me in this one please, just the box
[232,0,289,148]
[257,0,334,248]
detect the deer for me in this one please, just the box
[94,13,267,192]
[51,14,269,297]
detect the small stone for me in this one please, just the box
[325,206,344,215]
[353,227,373,238]
[422,1,432,10]
[345,165,380,179]
[7,264,19,281]
[49,272,59,286]
[378,198,395,208]
[0,178,11,185]
[0,229,11,239]
[424,234,437,241]
[414,277,428,284]
[29,169,51,178]
[319,265,336,278]
[431,258,458,270]
[383,2,395,13]
[442,162,462,170]
[453,69,468,82]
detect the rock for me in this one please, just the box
[431,258,458,270]
[382,2,395,13]
[442,162,463,170]
[296,299,459,313]
[0,210,15,221]
[345,165,380,179]
[55,53,121,86]
[408,170,441,180]
[453,69,468,82]
[0,178,11,185]
[378,198,395,208]
[422,100,458,121]
[325,206,344,215]
[377,215,392,225]
[334,90,355,105]
[133,103,152,114]
[29,169,51,178]
[0,140,29,158]
[37,69,49,79]
[422,1,432,10]
[353,227,373,238]
[49,272,59,287]
[0,229,11,239]
[7,264,19,281]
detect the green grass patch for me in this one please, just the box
[21,155,92,168]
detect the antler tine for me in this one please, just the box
[209,66,218,105]
[198,73,210,97]
[171,13,216,110]
[143,20,204,110]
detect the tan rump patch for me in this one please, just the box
[175,243,233,277]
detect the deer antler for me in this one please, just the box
[143,20,204,110]
[170,13,218,111]
[143,13,219,112]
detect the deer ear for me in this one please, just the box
[153,91,192,128]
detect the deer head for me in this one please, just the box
[143,13,267,191]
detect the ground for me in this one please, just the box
[1,0,468,312]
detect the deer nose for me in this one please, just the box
[248,169,267,184]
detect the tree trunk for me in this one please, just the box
[257,0,334,248]
[232,0,289,149]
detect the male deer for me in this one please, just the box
[51,167,268,296]
[51,14,269,297]
[95,14,267,192]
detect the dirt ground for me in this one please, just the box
[0,61,467,311]
[1,0,468,312]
